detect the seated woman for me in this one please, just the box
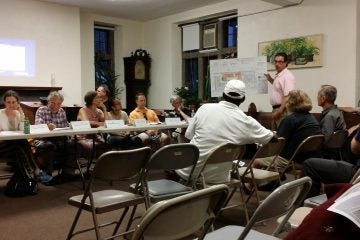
[0,90,52,183]
[106,98,142,149]
[253,89,322,171]
[76,91,108,159]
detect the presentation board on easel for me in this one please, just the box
[209,56,268,97]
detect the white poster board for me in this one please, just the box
[209,56,268,97]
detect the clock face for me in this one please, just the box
[135,60,145,80]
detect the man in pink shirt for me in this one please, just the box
[265,52,296,129]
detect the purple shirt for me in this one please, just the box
[35,106,69,128]
[269,68,295,106]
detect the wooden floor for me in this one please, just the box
[0,163,289,240]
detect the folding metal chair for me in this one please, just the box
[194,143,248,222]
[238,138,285,205]
[140,143,199,207]
[280,135,325,180]
[323,129,348,160]
[204,177,312,240]
[131,184,230,240]
[66,147,152,240]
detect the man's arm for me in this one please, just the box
[351,128,360,155]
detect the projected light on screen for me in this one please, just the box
[0,39,35,77]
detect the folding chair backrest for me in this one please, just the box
[289,135,325,162]
[241,138,285,176]
[253,138,285,159]
[131,184,229,240]
[146,143,199,171]
[205,143,246,165]
[93,147,152,181]
[325,129,348,149]
[239,177,312,239]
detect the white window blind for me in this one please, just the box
[182,23,199,52]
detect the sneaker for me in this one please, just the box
[36,171,53,183]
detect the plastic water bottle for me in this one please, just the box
[23,117,30,134]
[191,109,195,117]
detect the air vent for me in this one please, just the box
[203,23,217,49]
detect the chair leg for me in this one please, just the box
[238,184,250,223]
[112,207,130,236]
[75,158,86,190]
[66,208,83,240]
[90,206,101,240]
[125,205,138,232]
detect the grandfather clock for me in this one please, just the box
[124,49,151,112]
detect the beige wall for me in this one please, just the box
[1,0,359,112]
[0,0,81,105]
[143,0,359,112]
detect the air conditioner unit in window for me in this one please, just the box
[203,23,217,49]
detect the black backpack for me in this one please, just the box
[4,145,38,197]
[4,171,38,197]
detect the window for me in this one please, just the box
[94,25,114,87]
[181,14,237,102]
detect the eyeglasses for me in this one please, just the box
[274,60,285,64]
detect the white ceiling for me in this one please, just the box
[39,0,230,21]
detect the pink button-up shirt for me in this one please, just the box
[269,68,295,106]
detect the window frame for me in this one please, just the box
[181,14,238,100]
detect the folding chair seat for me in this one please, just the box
[238,138,285,205]
[131,184,229,240]
[194,143,248,221]
[204,177,312,240]
[280,135,325,180]
[138,143,199,207]
[66,147,152,240]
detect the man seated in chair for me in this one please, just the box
[34,91,73,179]
[168,95,191,143]
[129,93,170,149]
[175,80,275,184]
[301,127,360,198]
[317,85,346,158]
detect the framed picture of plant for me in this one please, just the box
[258,33,323,70]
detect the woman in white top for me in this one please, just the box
[0,90,52,183]
[107,98,142,149]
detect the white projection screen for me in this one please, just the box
[0,38,35,77]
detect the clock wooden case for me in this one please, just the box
[124,49,151,112]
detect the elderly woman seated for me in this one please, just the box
[252,89,322,173]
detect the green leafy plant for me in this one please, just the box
[95,53,123,100]
[173,86,201,108]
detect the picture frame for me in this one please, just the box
[258,34,323,70]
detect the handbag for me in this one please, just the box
[4,171,38,197]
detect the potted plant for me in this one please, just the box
[95,53,123,100]
[303,41,319,62]
[173,86,201,109]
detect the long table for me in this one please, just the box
[0,122,189,141]
[0,122,189,187]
